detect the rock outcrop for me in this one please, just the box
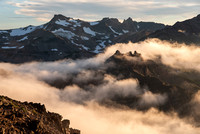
[105,50,200,123]
[0,96,80,134]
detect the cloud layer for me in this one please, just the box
[1,39,200,133]
[7,0,200,25]
[0,66,199,134]
[0,70,199,134]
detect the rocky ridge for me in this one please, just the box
[147,14,200,45]
[0,95,80,134]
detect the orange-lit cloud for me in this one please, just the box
[1,39,200,133]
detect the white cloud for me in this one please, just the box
[0,65,199,134]
[7,0,200,25]
[1,39,200,133]
[139,91,167,107]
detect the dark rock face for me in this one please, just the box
[0,96,80,134]
[147,14,200,45]
[0,14,165,63]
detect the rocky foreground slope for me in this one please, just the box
[0,96,80,134]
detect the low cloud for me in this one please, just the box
[93,75,141,101]
[1,39,200,133]
[0,68,199,134]
[139,91,167,107]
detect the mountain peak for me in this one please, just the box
[127,17,133,21]
[197,14,200,19]
[101,17,119,22]
[114,50,122,55]
[102,17,110,21]
[123,17,133,23]
[52,14,71,21]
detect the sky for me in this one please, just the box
[0,0,199,29]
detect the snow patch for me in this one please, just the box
[81,36,89,40]
[34,24,44,29]
[0,31,8,34]
[55,19,71,27]
[80,45,89,51]
[18,46,24,49]
[69,19,81,27]
[1,46,17,49]
[52,28,76,39]
[99,41,106,48]
[2,36,8,39]
[71,27,76,31]
[71,40,89,51]
[101,36,109,39]
[89,21,99,26]
[51,48,58,51]
[83,27,96,36]
[10,26,37,36]
[17,36,28,42]
[69,19,78,23]
[4,42,10,45]
[137,25,140,29]
[108,26,122,35]
[122,29,129,33]
[43,25,48,30]
[93,45,101,53]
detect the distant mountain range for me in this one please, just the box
[0,14,200,63]
[0,14,164,63]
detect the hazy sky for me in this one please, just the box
[0,0,199,29]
